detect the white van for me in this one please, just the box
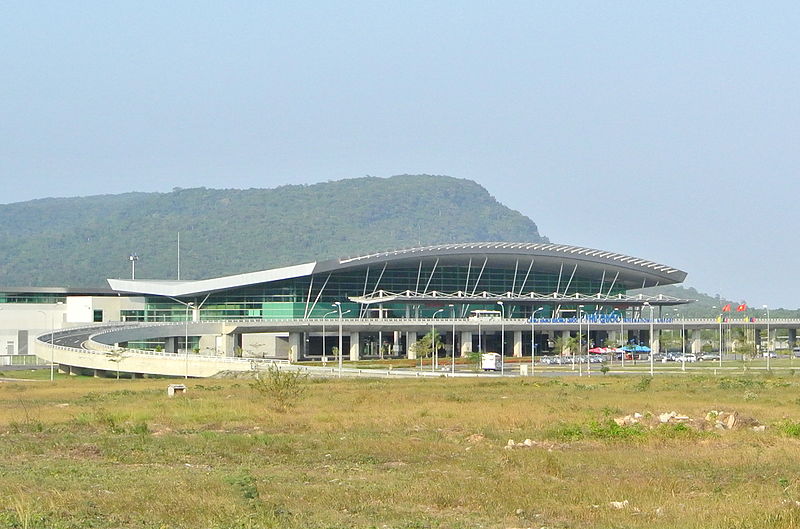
[481,352,501,371]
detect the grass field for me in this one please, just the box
[2,370,800,528]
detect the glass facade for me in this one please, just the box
[0,292,67,304]
[120,263,627,322]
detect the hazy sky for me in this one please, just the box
[2,2,798,307]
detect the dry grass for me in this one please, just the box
[1,373,800,528]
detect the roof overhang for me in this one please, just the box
[107,242,687,297]
[107,262,316,297]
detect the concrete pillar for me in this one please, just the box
[561,330,571,355]
[407,331,418,359]
[165,337,178,353]
[288,332,303,362]
[691,330,703,355]
[393,331,402,355]
[460,331,473,357]
[789,329,797,349]
[220,334,241,357]
[513,331,523,357]
[769,329,778,350]
[349,332,361,361]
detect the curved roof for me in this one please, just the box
[108,242,686,297]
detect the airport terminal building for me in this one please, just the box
[1,242,696,370]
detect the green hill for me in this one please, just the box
[0,175,547,286]
[634,285,800,317]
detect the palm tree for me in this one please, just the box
[553,334,581,356]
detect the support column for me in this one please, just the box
[651,329,661,355]
[349,332,361,361]
[393,331,402,355]
[561,330,571,355]
[460,331,473,357]
[789,329,797,349]
[691,330,703,355]
[288,332,303,362]
[407,331,417,359]
[221,333,242,357]
[165,337,177,353]
[513,331,523,357]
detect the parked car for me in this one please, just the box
[699,353,721,361]
[676,354,697,363]
[763,352,777,358]
[793,347,800,358]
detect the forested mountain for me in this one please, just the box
[0,175,546,286]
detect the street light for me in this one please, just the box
[333,302,350,377]
[449,304,456,375]
[185,302,194,379]
[763,304,771,371]
[674,308,687,372]
[322,309,338,363]
[432,308,445,372]
[530,307,544,375]
[713,305,723,360]
[129,253,139,280]
[644,302,654,376]
[586,309,591,377]
[576,305,584,375]
[497,301,505,375]
[615,308,626,369]
[38,303,62,382]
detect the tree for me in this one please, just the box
[106,348,129,380]
[732,328,756,358]
[410,330,444,360]
[249,364,308,413]
[553,334,580,356]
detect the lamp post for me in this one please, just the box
[618,308,626,369]
[576,305,584,375]
[586,310,591,377]
[644,302,654,376]
[530,307,544,375]
[449,304,456,375]
[185,302,194,379]
[322,309,337,363]
[333,302,350,377]
[713,306,723,360]
[763,304,771,371]
[37,306,61,382]
[129,253,139,280]
[432,308,445,372]
[497,301,505,375]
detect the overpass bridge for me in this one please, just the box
[32,316,800,378]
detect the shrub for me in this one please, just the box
[777,421,800,437]
[633,377,652,392]
[249,364,308,413]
